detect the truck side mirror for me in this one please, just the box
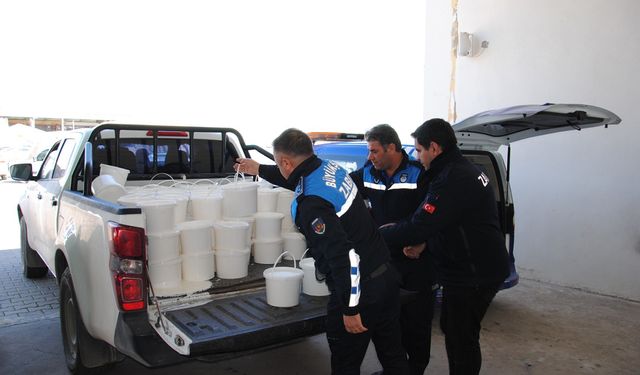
[9,163,33,181]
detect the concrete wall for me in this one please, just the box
[424,0,640,300]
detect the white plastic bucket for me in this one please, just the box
[223,216,255,244]
[148,257,182,289]
[222,181,258,218]
[100,163,130,186]
[214,221,249,251]
[253,212,284,240]
[137,199,177,234]
[263,252,304,307]
[215,248,250,279]
[182,251,215,281]
[147,230,180,263]
[191,193,223,221]
[178,220,213,254]
[257,188,279,212]
[91,175,126,203]
[253,238,283,264]
[300,249,330,296]
[276,189,294,215]
[160,191,189,224]
[282,232,307,261]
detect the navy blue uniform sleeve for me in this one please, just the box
[297,196,359,315]
[258,164,295,190]
[349,168,366,198]
[380,170,467,248]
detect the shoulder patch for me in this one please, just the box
[311,217,326,234]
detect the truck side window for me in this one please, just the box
[40,142,61,180]
[53,139,78,179]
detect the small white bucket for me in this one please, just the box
[223,216,255,244]
[147,230,180,263]
[138,199,177,234]
[281,214,295,233]
[254,212,284,240]
[263,251,304,307]
[299,249,330,296]
[148,257,182,289]
[215,248,250,279]
[191,193,223,221]
[222,181,258,218]
[166,194,189,224]
[182,251,215,281]
[275,189,294,215]
[178,220,213,254]
[214,220,249,251]
[257,188,279,212]
[253,238,283,264]
[91,175,126,203]
[282,232,307,261]
[100,163,130,186]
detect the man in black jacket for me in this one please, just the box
[350,124,437,375]
[235,129,409,375]
[380,119,509,375]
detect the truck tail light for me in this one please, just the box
[109,222,147,312]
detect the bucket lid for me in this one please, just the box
[263,267,304,280]
[221,181,259,191]
[214,220,250,230]
[137,199,177,208]
[177,220,213,231]
[214,247,250,256]
[147,230,180,238]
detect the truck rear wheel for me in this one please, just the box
[20,216,48,278]
[60,268,118,373]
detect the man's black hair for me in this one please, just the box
[411,118,458,151]
[365,124,402,152]
[272,128,314,157]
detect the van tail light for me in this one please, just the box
[109,222,147,312]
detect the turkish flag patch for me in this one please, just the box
[423,203,436,214]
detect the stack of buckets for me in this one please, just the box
[112,174,328,301]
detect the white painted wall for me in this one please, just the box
[425,0,640,300]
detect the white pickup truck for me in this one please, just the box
[10,124,327,373]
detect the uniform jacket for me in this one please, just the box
[350,152,437,289]
[259,156,390,315]
[380,147,509,287]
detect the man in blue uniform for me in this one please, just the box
[350,124,437,375]
[380,119,510,375]
[235,128,409,375]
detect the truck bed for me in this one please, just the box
[153,261,328,356]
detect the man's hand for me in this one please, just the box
[403,242,426,259]
[343,313,368,334]
[234,158,260,176]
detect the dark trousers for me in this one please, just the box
[440,284,499,375]
[399,288,437,375]
[326,270,409,375]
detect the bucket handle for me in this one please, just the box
[273,251,296,269]
[150,173,175,182]
[170,181,194,189]
[193,179,218,186]
[234,171,246,183]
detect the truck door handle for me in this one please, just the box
[37,193,42,200]
[51,197,58,206]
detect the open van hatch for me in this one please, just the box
[149,262,328,356]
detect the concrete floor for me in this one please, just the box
[1,277,638,375]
